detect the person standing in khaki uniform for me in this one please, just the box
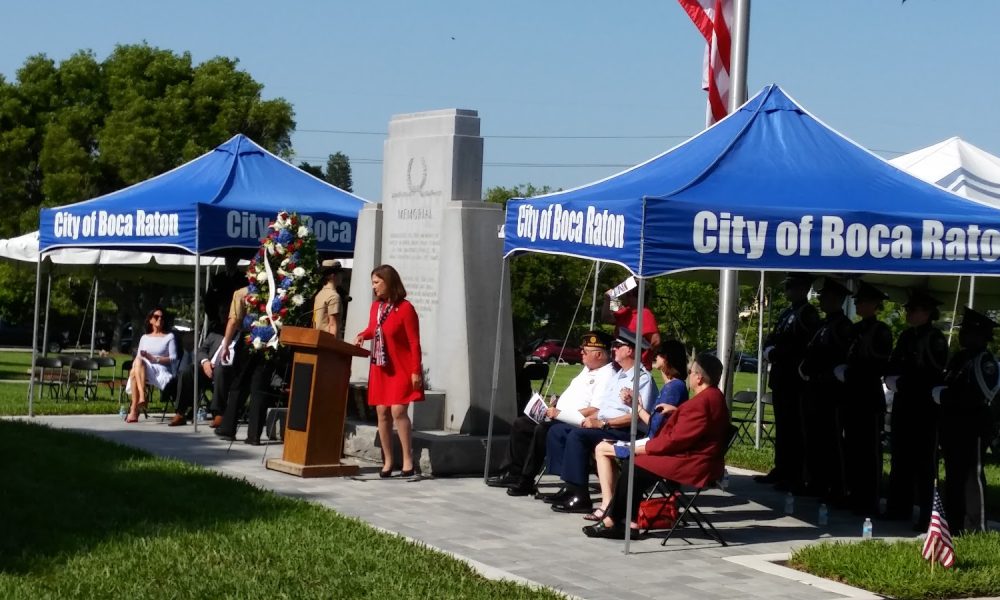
[313,262,343,337]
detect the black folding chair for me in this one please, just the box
[68,358,100,401]
[731,390,773,446]
[646,424,739,547]
[523,362,550,395]
[34,356,64,400]
[94,356,116,400]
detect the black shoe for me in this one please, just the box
[244,438,261,446]
[540,487,571,504]
[754,470,781,484]
[486,472,519,488]
[214,429,236,441]
[552,494,594,514]
[582,522,641,539]
[400,469,415,478]
[506,480,537,497]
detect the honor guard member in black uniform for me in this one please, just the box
[798,277,853,501]
[758,272,821,491]
[834,281,893,515]
[884,289,948,530]
[933,307,1000,534]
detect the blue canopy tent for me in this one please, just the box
[28,134,369,422]
[38,134,367,255]
[492,83,1000,550]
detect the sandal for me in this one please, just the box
[583,507,607,522]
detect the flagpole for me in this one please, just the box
[718,0,750,399]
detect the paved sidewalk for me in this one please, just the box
[24,415,920,600]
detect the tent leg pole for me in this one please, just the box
[90,276,98,357]
[755,271,765,449]
[193,254,201,433]
[969,275,976,310]
[623,278,646,555]
[27,258,44,417]
[483,256,508,483]
[42,273,52,357]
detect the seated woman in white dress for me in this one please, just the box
[125,307,177,422]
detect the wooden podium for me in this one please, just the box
[266,326,369,478]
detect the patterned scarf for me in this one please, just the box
[372,302,393,366]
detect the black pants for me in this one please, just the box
[941,416,989,534]
[174,362,235,417]
[218,345,276,441]
[843,406,883,514]
[886,398,937,526]
[771,382,806,486]
[504,415,552,481]
[607,464,660,526]
[802,388,846,498]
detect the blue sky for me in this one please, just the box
[2,1,998,202]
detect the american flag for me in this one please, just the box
[921,488,956,569]
[676,0,733,125]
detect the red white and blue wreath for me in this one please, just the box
[244,211,319,353]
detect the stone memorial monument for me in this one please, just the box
[345,109,516,463]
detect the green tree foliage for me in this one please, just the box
[0,44,295,239]
[0,44,295,326]
[298,152,353,192]
[325,152,353,192]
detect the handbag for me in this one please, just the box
[636,493,679,530]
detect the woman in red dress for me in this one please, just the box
[354,264,424,477]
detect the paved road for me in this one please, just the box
[24,414,929,600]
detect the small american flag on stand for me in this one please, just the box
[921,487,956,569]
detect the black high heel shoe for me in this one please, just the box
[379,468,393,478]
[400,469,415,478]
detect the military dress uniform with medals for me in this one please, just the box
[884,291,948,527]
[935,307,1000,534]
[798,278,853,500]
[762,273,821,489]
[838,282,893,514]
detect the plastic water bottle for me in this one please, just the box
[197,406,207,423]
[862,517,873,539]
[818,503,829,526]
[720,468,730,491]
[119,405,127,420]
[784,492,795,515]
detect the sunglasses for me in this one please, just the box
[151,314,164,320]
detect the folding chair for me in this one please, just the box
[522,362,550,395]
[647,424,739,547]
[68,358,100,401]
[730,390,774,447]
[34,356,64,400]
[94,356,116,400]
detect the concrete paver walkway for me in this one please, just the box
[24,415,920,600]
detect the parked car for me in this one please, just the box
[529,339,583,365]
[706,349,759,373]
[0,318,63,353]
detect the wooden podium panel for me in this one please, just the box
[266,326,369,478]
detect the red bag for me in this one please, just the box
[637,494,679,530]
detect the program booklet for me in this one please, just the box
[523,392,548,424]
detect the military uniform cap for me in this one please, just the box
[780,272,814,286]
[853,281,889,302]
[957,306,998,331]
[817,277,851,298]
[903,289,942,309]
[580,330,613,350]
[615,328,650,350]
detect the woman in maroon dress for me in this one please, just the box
[354,264,424,477]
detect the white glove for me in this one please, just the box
[931,385,946,405]
[798,363,810,382]
[763,346,774,362]
[884,375,899,393]
[833,364,847,383]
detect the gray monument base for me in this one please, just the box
[343,419,508,477]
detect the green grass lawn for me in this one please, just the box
[0,350,127,416]
[790,534,1000,600]
[0,420,564,600]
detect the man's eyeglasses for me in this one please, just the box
[611,341,626,349]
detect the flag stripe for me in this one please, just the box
[678,0,732,125]
[921,487,956,569]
